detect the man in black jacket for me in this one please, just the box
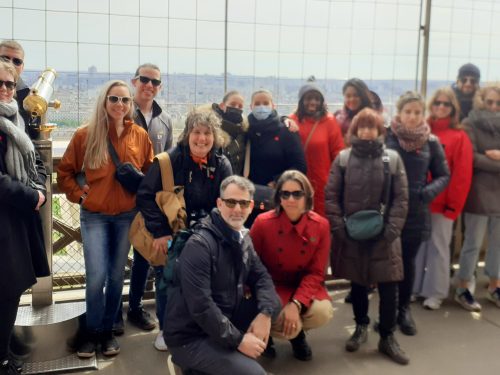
[164,175,281,375]
[451,63,481,121]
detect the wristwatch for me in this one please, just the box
[291,298,302,312]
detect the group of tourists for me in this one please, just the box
[1,35,500,375]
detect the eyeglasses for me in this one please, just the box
[279,190,305,200]
[486,99,500,107]
[460,77,477,85]
[221,198,252,209]
[0,79,16,90]
[135,75,162,87]
[432,100,452,108]
[107,95,132,105]
[0,55,23,67]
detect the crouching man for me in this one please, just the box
[164,175,281,375]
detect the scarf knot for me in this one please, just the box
[390,117,430,152]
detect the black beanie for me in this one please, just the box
[458,63,480,81]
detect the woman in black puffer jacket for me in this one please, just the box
[386,91,449,337]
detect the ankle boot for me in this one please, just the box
[289,330,312,361]
[345,324,368,352]
[378,334,410,365]
[397,307,417,336]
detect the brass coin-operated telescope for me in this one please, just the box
[23,68,61,139]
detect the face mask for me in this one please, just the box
[252,105,273,121]
[223,106,243,124]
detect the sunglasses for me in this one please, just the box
[432,100,452,108]
[486,99,500,107]
[135,75,162,87]
[221,198,252,209]
[460,77,477,85]
[0,79,16,90]
[107,95,132,104]
[0,55,23,67]
[279,190,305,200]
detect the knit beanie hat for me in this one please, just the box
[458,63,480,81]
[298,76,325,101]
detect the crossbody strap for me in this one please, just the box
[107,139,122,167]
[380,151,391,215]
[303,120,320,152]
[243,141,251,178]
[156,152,175,192]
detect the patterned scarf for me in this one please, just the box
[0,100,37,184]
[390,117,430,152]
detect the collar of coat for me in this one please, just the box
[276,211,318,244]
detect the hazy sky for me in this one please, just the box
[0,0,499,81]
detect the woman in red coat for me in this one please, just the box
[289,81,344,217]
[413,87,473,310]
[250,170,333,361]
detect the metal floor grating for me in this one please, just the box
[23,354,97,374]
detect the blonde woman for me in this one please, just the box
[57,80,154,358]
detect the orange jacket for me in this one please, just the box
[57,121,154,215]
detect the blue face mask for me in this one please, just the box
[252,105,273,121]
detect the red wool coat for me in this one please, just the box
[429,117,473,220]
[289,113,344,217]
[250,210,331,309]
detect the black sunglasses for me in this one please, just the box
[0,55,23,67]
[486,99,500,107]
[221,198,252,209]
[432,100,452,108]
[460,77,477,85]
[0,79,17,90]
[135,75,162,87]
[107,95,132,104]
[279,190,305,200]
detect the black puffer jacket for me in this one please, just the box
[136,144,232,238]
[325,136,408,285]
[164,209,281,349]
[386,128,450,241]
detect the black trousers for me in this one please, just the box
[0,295,21,360]
[398,238,423,310]
[351,281,398,339]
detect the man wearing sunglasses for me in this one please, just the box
[119,63,173,347]
[0,40,34,137]
[452,63,481,121]
[164,175,280,375]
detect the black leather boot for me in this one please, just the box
[397,307,417,336]
[289,330,312,361]
[378,334,410,365]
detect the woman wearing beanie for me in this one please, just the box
[452,63,481,121]
[455,84,500,311]
[325,108,409,365]
[335,78,373,137]
[289,81,344,216]
[386,91,449,336]
[413,87,473,310]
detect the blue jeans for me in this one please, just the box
[458,213,500,282]
[80,208,136,332]
[128,249,167,329]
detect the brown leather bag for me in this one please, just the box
[129,152,187,266]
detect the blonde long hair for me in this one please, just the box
[427,87,461,129]
[83,80,133,169]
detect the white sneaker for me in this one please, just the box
[422,297,442,310]
[154,331,168,351]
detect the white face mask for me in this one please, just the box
[252,105,273,121]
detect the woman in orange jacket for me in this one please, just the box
[57,80,153,359]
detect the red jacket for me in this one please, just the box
[429,117,473,220]
[289,113,344,216]
[250,210,331,309]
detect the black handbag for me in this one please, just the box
[107,139,144,193]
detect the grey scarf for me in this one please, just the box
[0,100,37,184]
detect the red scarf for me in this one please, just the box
[190,152,208,169]
[428,117,451,132]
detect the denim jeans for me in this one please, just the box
[128,249,167,329]
[80,208,136,332]
[458,213,500,282]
